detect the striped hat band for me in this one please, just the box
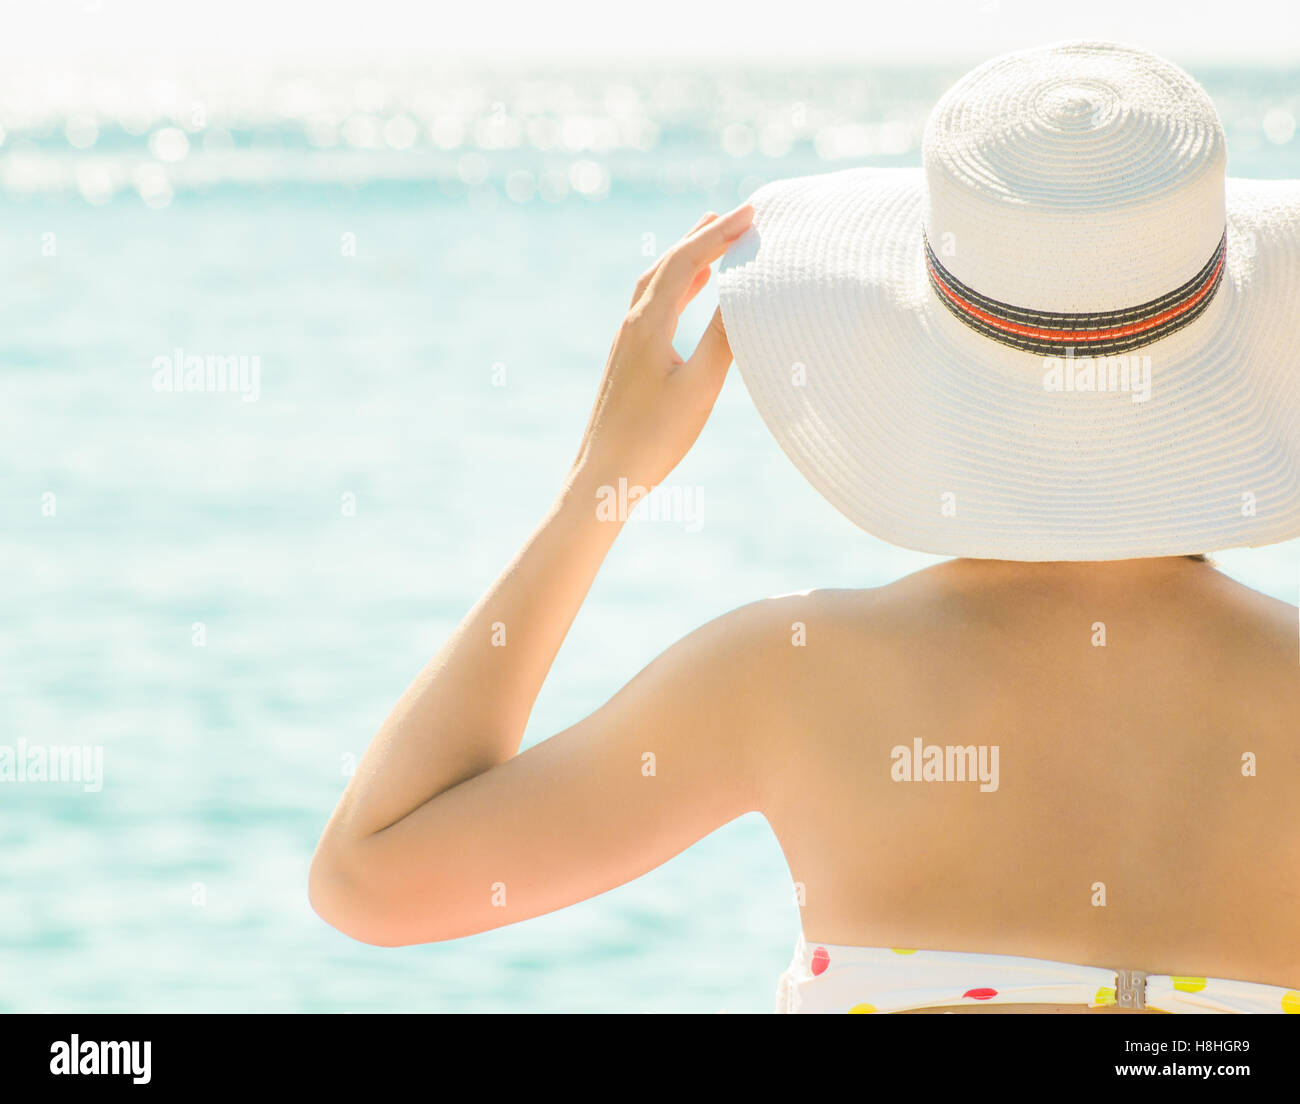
[923,230,1228,358]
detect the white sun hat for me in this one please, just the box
[717,40,1300,561]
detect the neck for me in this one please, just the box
[945,554,1213,587]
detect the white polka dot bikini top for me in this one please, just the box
[776,935,1300,1014]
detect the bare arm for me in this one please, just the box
[309,204,759,945]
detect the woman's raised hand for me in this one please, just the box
[571,203,755,491]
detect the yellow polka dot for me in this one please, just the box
[849,1003,876,1013]
[1172,977,1206,993]
[1282,991,1300,1014]
[889,948,917,955]
[1094,986,1117,1006]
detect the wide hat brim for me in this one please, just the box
[718,168,1300,561]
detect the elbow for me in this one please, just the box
[308,839,415,949]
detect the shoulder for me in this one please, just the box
[678,583,944,814]
[673,581,929,720]
[690,583,915,655]
[642,569,976,731]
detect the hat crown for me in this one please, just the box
[922,41,1227,313]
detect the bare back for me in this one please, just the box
[754,557,1300,993]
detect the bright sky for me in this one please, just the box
[7,0,1300,62]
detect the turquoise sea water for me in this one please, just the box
[3,59,1298,1012]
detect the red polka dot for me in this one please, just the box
[811,947,830,976]
[963,988,998,1001]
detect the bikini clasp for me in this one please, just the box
[1116,969,1148,1010]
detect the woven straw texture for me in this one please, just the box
[718,41,1300,560]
